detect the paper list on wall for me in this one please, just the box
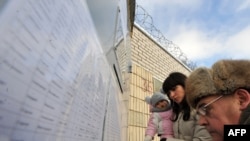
[0,0,109,141]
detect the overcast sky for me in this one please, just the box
[136,0,250,68]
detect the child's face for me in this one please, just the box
[155,100,168,109]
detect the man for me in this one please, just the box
[185,59,250,141]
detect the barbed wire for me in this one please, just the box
[134,4,197,70]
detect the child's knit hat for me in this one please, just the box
[145,92,170,107]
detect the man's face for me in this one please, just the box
[196,94,241,141]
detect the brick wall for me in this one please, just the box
[116,24,192,141]
[131,25,191,81]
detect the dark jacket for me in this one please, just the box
[239,105,250,124]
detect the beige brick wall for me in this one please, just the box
[131,25,191,82]
[116,25,192,141]
[128,64,159,141]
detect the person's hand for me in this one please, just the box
[144,135,152,141]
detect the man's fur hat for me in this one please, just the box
[186,59,250,108]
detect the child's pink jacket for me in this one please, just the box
[145,107,174,139]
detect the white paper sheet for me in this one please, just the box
[0,0,122,141]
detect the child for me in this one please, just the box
[144,92,173,141]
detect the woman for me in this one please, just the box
[161,72,212,141]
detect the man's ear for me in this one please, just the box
[235,89,250,110]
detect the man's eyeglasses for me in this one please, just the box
[197,95,223,116]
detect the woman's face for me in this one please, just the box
[168,85,185,104]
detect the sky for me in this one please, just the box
[136,0,250,68]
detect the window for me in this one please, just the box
[153,78,162,93]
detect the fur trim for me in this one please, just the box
[185,68,217,108]
[186,59,250,108]
[145,92,171,112]
[145,92,170,106]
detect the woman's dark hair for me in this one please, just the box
[162,72,191,121]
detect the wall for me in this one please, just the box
[128,64,153,140]
[115,24,192,140]
[0,0,127,141]
[131,25,191,81]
